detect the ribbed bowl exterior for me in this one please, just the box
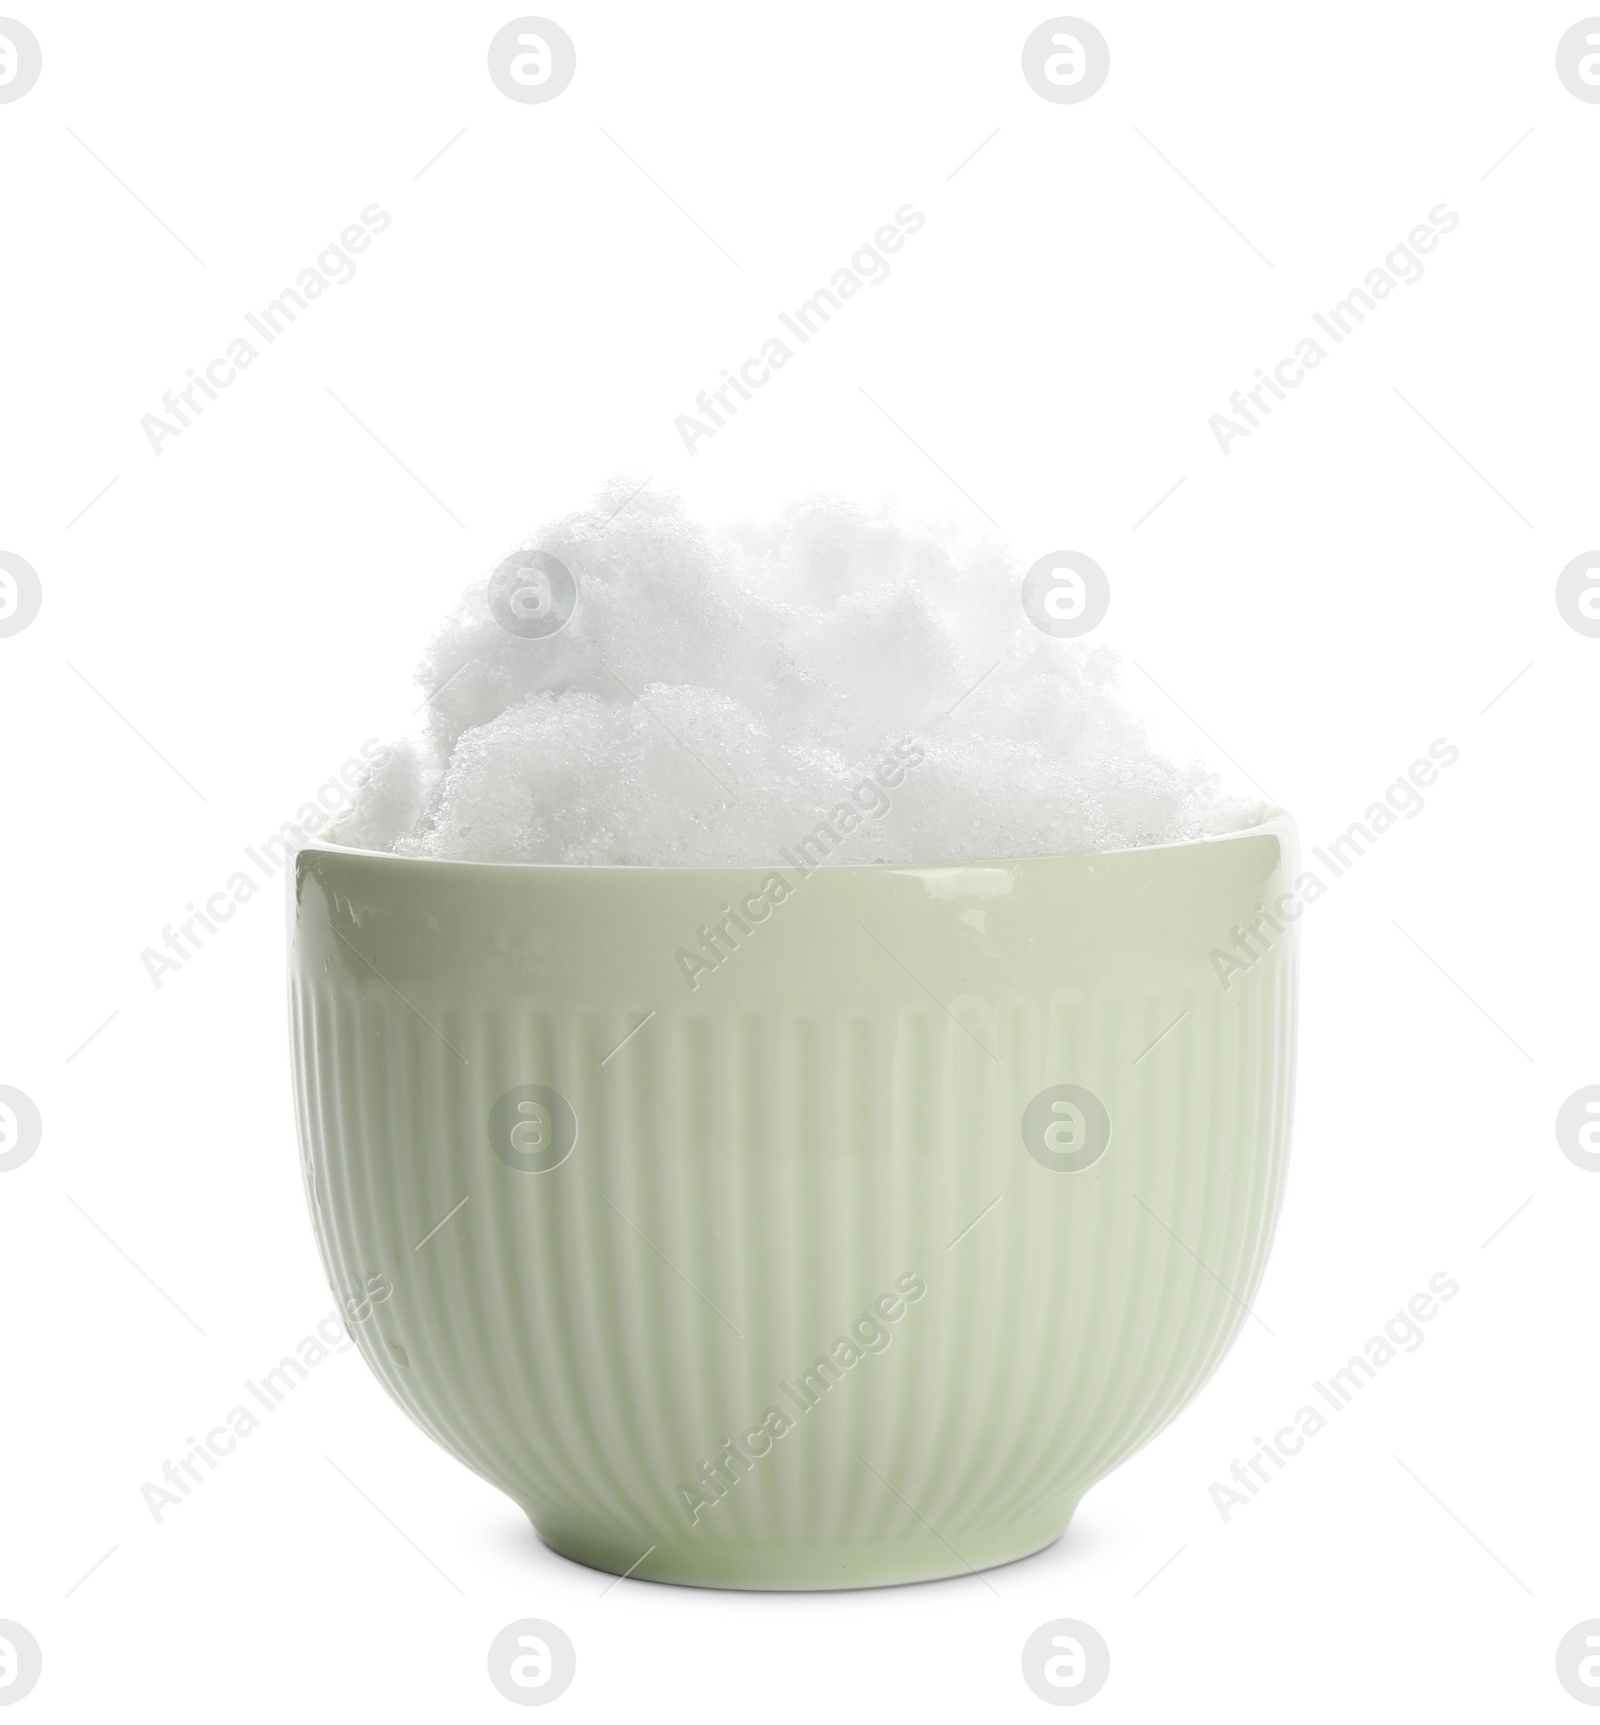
[290,818,1298,1588]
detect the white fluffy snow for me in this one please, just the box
[328,482,1256,865]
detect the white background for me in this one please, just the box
[2,1,1598,1718]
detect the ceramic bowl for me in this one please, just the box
[289,813,1298,1588]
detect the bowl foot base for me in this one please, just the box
[527,1506,1075,1591]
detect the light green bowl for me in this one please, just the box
[289,814,1298,1589]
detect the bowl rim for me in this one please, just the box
[296,806,1295,878]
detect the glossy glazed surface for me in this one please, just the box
[290,817,1298,1588]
